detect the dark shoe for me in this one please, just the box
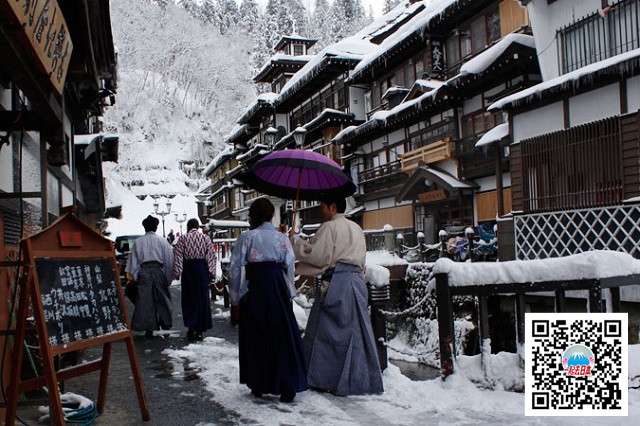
[280,391,295,403]
[186,329,196,342]
[251,389,263,398]
[145,330,154,339]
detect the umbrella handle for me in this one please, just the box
[291,168,302,232]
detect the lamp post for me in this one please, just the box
[265,126,278,146]
[293,125,307,147]
[153,199,172,238]
[174,212,187,234]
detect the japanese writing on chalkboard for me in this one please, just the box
[36,258,127,346]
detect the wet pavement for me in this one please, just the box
[17,286,439,425]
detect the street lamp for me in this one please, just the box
[153,199,172,237]
[265,126,278,146]
[174,212,187,234]
[293,125,307,147]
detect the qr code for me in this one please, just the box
[525,313,628,416]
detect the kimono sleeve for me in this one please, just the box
[291,222,334,271]
[205,235,217,278]
[172,237,184,280]
[229,233,248,305]
[283,237,296,298]
[126,246,140,281]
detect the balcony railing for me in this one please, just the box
[558,0,640,74]
[360,160,402,183]
[408,118,457,152]
[401,138,454,173]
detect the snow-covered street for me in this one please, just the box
[161,303,640,426]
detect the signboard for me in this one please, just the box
[5,213,149,426]
[4,0,73,95]
[35,258,127,348]
[419,189,447,204]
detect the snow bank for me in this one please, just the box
[433,250,640,287]
[366,250,408,266]
[456,352,523,391]
[365,264,390,288]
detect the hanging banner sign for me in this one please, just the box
[3,0,73,95]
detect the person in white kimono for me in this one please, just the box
[291,196,383,396]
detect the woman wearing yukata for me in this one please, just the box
[172,218,217,342]
[229,198,308,403]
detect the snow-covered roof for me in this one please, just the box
[382,86,410,99]
[274,34,318,51]
[475,123,509,147]
[208,219,250,228]
[413,79,445,91]
[490,47,640,111]
[203,145,234,177]
[433,250,640,287]
[365,264,391,288]
[254,54,313,82]
[350,0,461,82]
[425,166,473,189]
[74,133,118,145]
[459,34,535,75]
[332,125,359,144]
[237,92,278,124]
[235,143,270,161]
[207,182,233,200]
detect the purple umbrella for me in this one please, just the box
[239,149,356,202]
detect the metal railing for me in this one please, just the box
[558,0,640,74]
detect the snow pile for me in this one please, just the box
[456,352,524,391]
[162,337,634,425]
[490,47,640,111]
[475,123,509,147]
[365,264,390,288]
[434,250,640,287]
[366,250,408,266]
[459,33,535,75]
[292,296,309,331]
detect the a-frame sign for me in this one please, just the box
[4,213,150,425]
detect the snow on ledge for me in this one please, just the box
[433,250,640,287]
[489,47,640,111]
[366,250,408,266]
[459,34,535,75]
[365,264,391,288]
[475,123,509,147]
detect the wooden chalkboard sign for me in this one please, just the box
[4,213,150,426]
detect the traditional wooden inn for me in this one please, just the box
[0,0,118,416]
[337,0,533,243]
[490,0,640,268]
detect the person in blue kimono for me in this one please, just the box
[229,198,308,403]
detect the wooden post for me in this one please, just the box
[125,336,150,421]
[589,284,603,313]
[97,343,112,414]
[495,144,504,217]
[610,287,621,313]
[370,304,388,371]
[478,295,491,376]
[554,289,566,312]
[515,294,526,362]
[435,273,454,377]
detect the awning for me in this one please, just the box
[396,166,476,202]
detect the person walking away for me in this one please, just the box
[291,196,383,396]
[229,198,308,403]
[126,215,173,338]
[173,218,216,341]
[167,230,176,245]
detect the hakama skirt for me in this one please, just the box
[132,262,172,331]
[304,262,384,396]
[239,262,308,395]
[181,259,213,332]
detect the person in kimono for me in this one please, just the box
[291,196,383,396]
[126,215,174,338]
[173,218,216,342]
[229,198,308,403]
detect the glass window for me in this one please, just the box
[471,16,487,53]
[487,9,501,43]
[460,30,472,58]
[461,115,474,138]
[293,44,304,56]
[446,35,460,69]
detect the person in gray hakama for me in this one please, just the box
[126,215,173,337]
[291,197,383,396]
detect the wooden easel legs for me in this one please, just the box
[126,336,150,421]
[97,342,112,413]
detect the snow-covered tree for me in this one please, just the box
[309,0,332,48]
[383,0,401,14]
[238,0,260,34]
